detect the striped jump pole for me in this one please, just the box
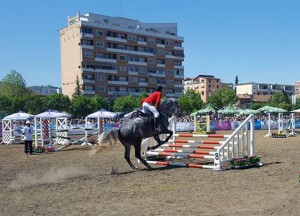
[173,133,230,138]
[146,151,214,159]
[153,148,215,155]
[146,161,215,169]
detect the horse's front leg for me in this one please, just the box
[162,129,173,143]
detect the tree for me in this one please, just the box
[113,95,140,113]
[292,97,300,110]
[42,94,71,112]
[235,75,239,85]
[207,87,238,109]
[71,96,94,119]
[270,91,292,110]
[0,95,12,116]
[72,75,82,98]
[91,95,109,111]
[178,89,203,115]
[24,95,45,114]
[0,70,29,97]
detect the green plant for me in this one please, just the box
[34,145,45,153]
[231,155,260,167]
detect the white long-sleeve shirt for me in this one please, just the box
[22,126,33,141]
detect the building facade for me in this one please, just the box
[60,12,184,98]
[236,82,294,96]
[183,75,222,103]
[30,85,62,95]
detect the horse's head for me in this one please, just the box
[160,98,181,117]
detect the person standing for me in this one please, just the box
[141,85,163,131]
[22,120,34,155]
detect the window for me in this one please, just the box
[118,44,125,50]
[119,76,127,82]
[119,55,126,61]
[82,27,93,34]
[140,67,147,73]
[150,78,156,84]
[128,66,138,72]
[120,87,126,92]
[129,77,137,83]
[98,86,105,92]
[148,38,155,44]
[96,30,103,36]
[84,51,92,58]
[128,35,136,41]
[139,77,147,82]
[85,85,93,90]
[157,49,164,55]
[82,40,92,45]
[119,66,127,72]
[96,41,104,47]
[149,58,155,64]
[98,75,105,81]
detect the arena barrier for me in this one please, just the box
[142,114,255,170]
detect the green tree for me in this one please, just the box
[71,96,94,118]
[178,89,203,115]
[113,95,140,113]
[91,95,109,111]
[42,94,71,112]
[24,95,45,114]
[72,75,82,98]
[270,91,291,110]
[207,87,238,109]
[0,95,12,116]
[292,97,300,110]
[0,70,29,97]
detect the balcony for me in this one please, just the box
[128,61,147,66]
[175,74,184,79]
[166,92,182,97]
[106,36,127,43]
[139,82,148,86]
[107,80,128,85]
[128,71,138,75]
[82,79,95,84]
[175,84,183,88]
[107,48,155,56]
[94,68,117,74]
[81,45,94,49]
[137,41,147,45]
[165,54,184,60]
[149,73,166,78]
[81,33,93,39]
[157,63,165,68]
[174,46,184,50]
[82,68,94,72]
[95,57,117,63]
[174,65,184,69]
[83,90,95,95]
[157,44,165,48]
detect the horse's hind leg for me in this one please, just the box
[134,144,152,170]
[123,143,139,170]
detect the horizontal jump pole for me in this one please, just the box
[153,148,215,155]
[146,151,214,159]
[146,161,215,169]
[172,139,224,144]
[173,133,230,138]
[161,143,219,149]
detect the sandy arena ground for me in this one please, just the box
[0,130,299,216]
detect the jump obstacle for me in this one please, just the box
[142,114,255,170]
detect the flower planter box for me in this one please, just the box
[231,155,261,169]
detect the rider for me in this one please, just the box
[141,85,163,132]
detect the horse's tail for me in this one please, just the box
[90,128,119,156]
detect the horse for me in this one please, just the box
[90,98,180,170]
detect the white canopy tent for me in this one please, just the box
[85,109,117,144]
[1,111,34,144]
[34,110,71,147]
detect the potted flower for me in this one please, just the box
[34,145,45,153]
[231,155,261,169]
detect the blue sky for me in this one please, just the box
[0,0,299,87]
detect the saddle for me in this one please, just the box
[131,110,160,131]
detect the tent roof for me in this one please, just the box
[35,110,71,118]
[4,111,34,120]
[86,109,116,118]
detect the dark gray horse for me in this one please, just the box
[91,98,180,170]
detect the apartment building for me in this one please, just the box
[183,75,221,103]
[236,82,294,96]
[60,12,184,98]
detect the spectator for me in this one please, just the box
[22,120,34,155]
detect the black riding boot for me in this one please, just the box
[154,117,160,133]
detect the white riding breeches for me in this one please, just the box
[142,102,160,118]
